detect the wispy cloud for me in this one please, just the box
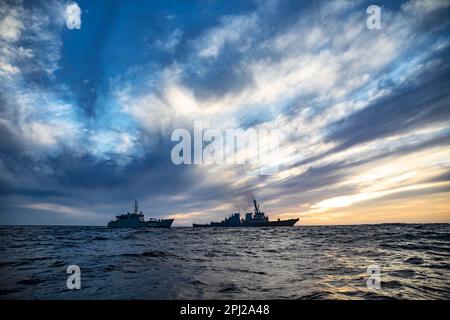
[1,0,449,225]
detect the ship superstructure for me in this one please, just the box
[107,201,174,228]
[193,198,299,227]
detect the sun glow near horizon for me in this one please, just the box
[0,0,450,226]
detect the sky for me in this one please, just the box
[0,0,449,226]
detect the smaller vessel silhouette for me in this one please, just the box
[107,201,174,228]
[193,198,299,227]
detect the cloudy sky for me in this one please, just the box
[0,0,449,226]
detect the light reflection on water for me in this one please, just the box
[0,224,449,299]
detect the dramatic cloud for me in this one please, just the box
[0,0,449,225]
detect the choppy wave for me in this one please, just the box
[0,223,449,299]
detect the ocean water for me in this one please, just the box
[0,224,449,299]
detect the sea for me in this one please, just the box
[0,224,449,299]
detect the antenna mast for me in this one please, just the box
[133,200,139,214]
[253,197,260,214]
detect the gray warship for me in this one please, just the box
[193,198,299,227]
[107,201,174,228]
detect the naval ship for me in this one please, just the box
[193,198,299,227]
[107,201,174,228]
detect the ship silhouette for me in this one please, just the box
[107,201,174,228]
[193,198,299,227]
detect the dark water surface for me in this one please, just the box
[0,224,449,299]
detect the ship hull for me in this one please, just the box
[193,218,299,228]
[108,218,174,228]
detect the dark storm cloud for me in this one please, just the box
[0,125,240,223]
